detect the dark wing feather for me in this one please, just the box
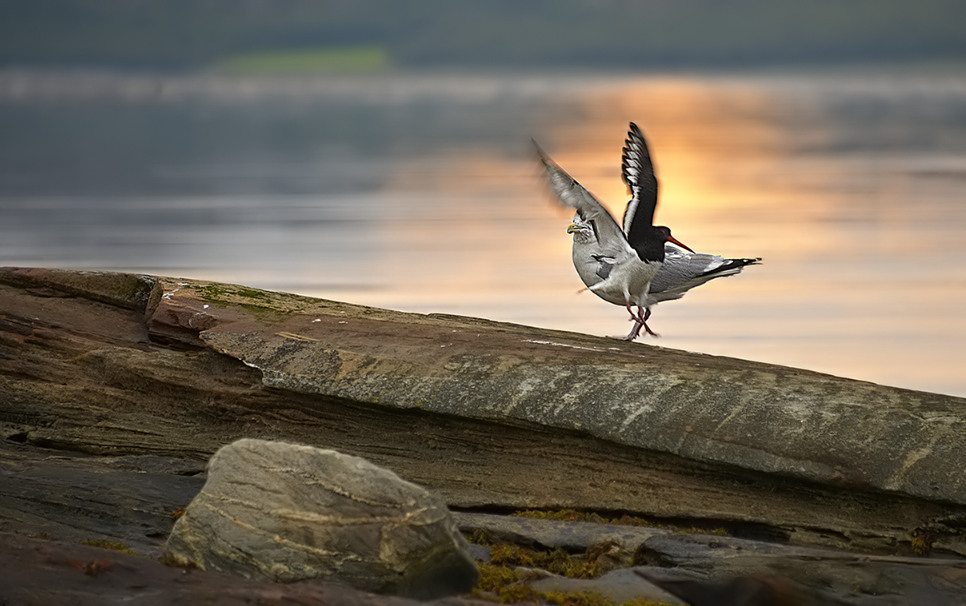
[621,122,659,242]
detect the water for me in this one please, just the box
[1,69,965,397]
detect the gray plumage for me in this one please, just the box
[535,140,661,326]
[540,121,758,340]
[568,215,760,339]
[648,247,761,306]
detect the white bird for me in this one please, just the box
[563,121,760,339]
[534,129,690,332]
[568,215,760,339]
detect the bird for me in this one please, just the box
[562,122,759,339]
[569,215,760,339]
[621,122,760,337]
[534,128,691,334]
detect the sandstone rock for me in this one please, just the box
[6,267,966,559]
[163,439,478,599]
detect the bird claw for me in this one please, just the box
[608,334,638,341]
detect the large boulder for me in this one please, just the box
[163,439,478,599]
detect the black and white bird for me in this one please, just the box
[565,122,760,339]
[569,216,760,339]
[534,127,691,333]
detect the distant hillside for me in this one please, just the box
[2,0,964,70]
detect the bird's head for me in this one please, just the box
[566,216,596,243]
[652,226,693,253]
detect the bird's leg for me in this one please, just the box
[639,306,660,338]
[624,302,639,323]
[635,305,648,325]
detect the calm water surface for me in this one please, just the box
[1,70,965,396]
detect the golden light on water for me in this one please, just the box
[363,75,966,395]
[3,71,963,395]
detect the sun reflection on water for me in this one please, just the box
[2,71,964,395]
[362,75,966,395]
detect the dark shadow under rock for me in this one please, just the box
[0,531,439,606]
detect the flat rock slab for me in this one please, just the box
[142,273,966,508]
[4,267,966,559]
[529,568,686,605]
[0,441,204,556]
[454,512,670,554]
[456,514,966,605]
[636,533,966,605]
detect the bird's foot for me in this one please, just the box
[622,320,644,341]
[608,333,639,341]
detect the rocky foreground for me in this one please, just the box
[2,267,966,605]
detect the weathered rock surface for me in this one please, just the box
[3,267,966,603]
[457,513,966,605]
[635,531,966,606]
[0,440,204,555]
[164,439,478,599]
[172,278,966,508]
[4,267,966,558]
[454,512,669,556]
[528,568,687,605]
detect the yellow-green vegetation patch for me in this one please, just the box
[469,530,614,580]
[196,284,232,303]
[190,281,320,316]
[235,287,271,300]
[215,46,391,74]
[197,284,269,303]
[475,563,522,593]
[467,528,496,546]
[910,527,936,556]
[80,538,138,555]
[488,543,613,579]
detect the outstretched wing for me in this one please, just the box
[534,139,632,260]
[621,122,659,238]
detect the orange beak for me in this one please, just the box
[667,235,694,253]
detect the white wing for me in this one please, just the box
[534,140,635,262]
